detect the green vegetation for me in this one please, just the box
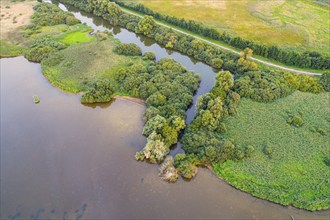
[33,95,40,104]
[128,58,199,163]
[177,68,328,210]
[31,2,80,26]
[320,72,330,92]
[41,32,140,93]
[114,43,142,56]
[143,51,156,60]
[81,80,114,103]
[25,36,67,62]
[122,0,330,56]
[57,27,93,45]
[214,92,330,211]
[287,114,304,127]
[178,71,242,180]
[0,40,23,57]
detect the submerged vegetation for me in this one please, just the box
[2,0,329,212]
[33,95,40,104]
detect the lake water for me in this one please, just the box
[1,2,330,219]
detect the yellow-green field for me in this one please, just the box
[129,0,330,55]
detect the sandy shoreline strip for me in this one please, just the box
[114,95,146,105]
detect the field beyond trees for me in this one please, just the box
[215,92,330,210]
[130,0,330,55]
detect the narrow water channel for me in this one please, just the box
[51,0,219,155]
[1,2,330,219]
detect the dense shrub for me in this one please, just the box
[24,37,66,62]
[143,51,156,60]
[180,71,243,178]
[284,73,324,93]
[32,2,80,26]
[114,43,142,56]
[81,80,114,103]
[115,58,200,163]
[234,70,292,102]
[135,15,157,36]
[174,154,199,179]
[263,145,273,159]
[320,72,330,92]
[287,114,304,127]
[324,157,330,167]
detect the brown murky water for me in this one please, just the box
[1,57,329,219]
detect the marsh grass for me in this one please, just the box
[214,91,330,210]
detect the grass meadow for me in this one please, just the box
[132,0,330,55]
[42,33,147,93]
[214,91,330,210]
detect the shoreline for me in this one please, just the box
[113,95,146,106]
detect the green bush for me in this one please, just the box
[324,157,330,167]
[245,145,255,157]
[174,154,199,179]
[263,145,273,159]
[32,2,80,26]
[143,51,156,60]
[234,70,292,102]
[287,115,304,127]
[114,43,142,56]
[24,37,66,62]
[80,80,114,104]
[320,72,330,92]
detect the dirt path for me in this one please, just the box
[121,8,322,76]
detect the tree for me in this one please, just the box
[143,51,156,60]
[135,15,157,36]
[142,115,166,137]
[240,47,253,59]
[210,57,223,69]
[146,92,167,107]
[211,71,234,100]
[81,80,114,104]
[107,2,121,25]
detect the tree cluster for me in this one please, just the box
[113,57,199,163]
[234,69,324,103]
[81,80,114,103]
[32,2,80,26]
[178,71,247,179]
[114,43,142,56]
[25,37,67,62]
